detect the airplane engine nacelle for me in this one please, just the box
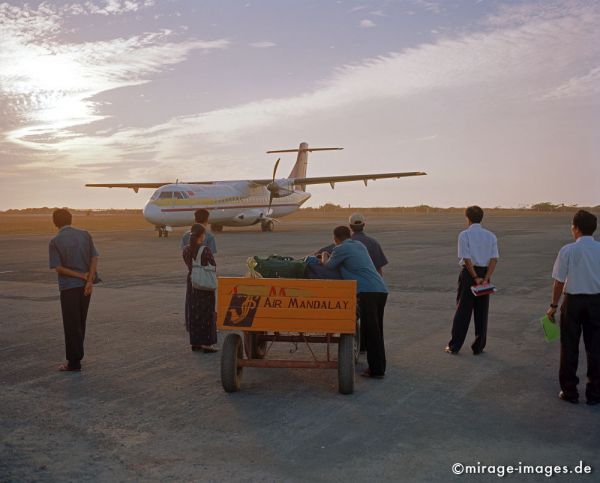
[231,209,267,226]
[266,180,295,198]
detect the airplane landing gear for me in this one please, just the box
[211,224,224,233]
[157,226,169,237]
[261,220,275,232]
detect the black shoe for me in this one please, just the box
[586,399,600,406]
[558,391,579,404]
[444,346,458,354]
[472,350,484,355]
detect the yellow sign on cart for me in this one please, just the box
[217,277,357,334]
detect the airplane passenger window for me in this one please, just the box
[159,191,173,199]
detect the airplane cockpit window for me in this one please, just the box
[151,190,161,200]
[158,191,173,199]
[174,191,188,199]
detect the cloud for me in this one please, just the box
[2,0,599,210]
[82,0,156,16]
[0,3,228,151]
[484,0,586,27]
[409,0,442,14]
[51,0,596,187]
[114,0,597,144]
[249,41,276,48]
[359,19,376,28]
[541,66,600,100]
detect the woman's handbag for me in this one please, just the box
[191,247,217,291]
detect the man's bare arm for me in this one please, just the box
[55,266,88,280]
[546,280,565,321]
[463,258,479,278]
[84,256,98,296]
[484,258,498,283]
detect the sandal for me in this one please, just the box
[58,363,81,372]
[360,369,384,379]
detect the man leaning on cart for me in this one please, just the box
[321,226,389,379]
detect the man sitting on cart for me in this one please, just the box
[321,226,389,379]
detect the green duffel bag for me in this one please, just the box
[253,255,307,279]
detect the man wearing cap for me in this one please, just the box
[547,210,600,405]
[348,213,389,276]
[316,213,388,275]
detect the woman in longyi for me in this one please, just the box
[182,223,218,353]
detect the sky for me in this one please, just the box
[0,0,598,210]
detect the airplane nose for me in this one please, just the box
[143,202,161,225]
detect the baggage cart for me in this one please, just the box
[217,277,358,394]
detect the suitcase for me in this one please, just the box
[253,255,307,279]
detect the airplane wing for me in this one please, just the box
[86,172,426,191]
[85,181,216,192]
[86,183,168,189]
[291,171,426,187]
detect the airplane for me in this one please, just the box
[86,142,427,236]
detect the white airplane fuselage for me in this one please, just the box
[142,181,311,228]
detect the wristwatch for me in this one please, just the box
[550,304,558,309]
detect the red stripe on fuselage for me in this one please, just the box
[160,203,300,213]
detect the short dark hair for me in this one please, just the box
[333,225,351,241]
[572,210,597,236]
[53,209,72,228]
[194,209,210,224]
[350,224,364,233]
[465,205,484,224]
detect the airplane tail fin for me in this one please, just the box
[289,142,309,180]
[266,143,342,191]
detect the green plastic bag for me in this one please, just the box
[540,315,560,342]
[252,255,307,279]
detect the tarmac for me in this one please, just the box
[1,213,598,482]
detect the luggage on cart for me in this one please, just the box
[253,255,307,279]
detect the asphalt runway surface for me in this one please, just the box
[1,213,598,482]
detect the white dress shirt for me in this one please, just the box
[458,223,499,267]
[552,236,600,294]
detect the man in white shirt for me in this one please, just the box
[446,206,499,355]
[547,210,600,405]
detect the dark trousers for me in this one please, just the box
[448,266,489,353]
[59,286,91,369]
[559,294,600,402]
[359,295,367,352]
[358,292,388,376]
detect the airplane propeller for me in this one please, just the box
[266,158,281,214]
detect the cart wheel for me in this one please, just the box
[243,331,267,359]
[338,334,355,395]
[244,331,267,359]
[221,333,243,392]
[243,332,252,359]
[354,317,361,363]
